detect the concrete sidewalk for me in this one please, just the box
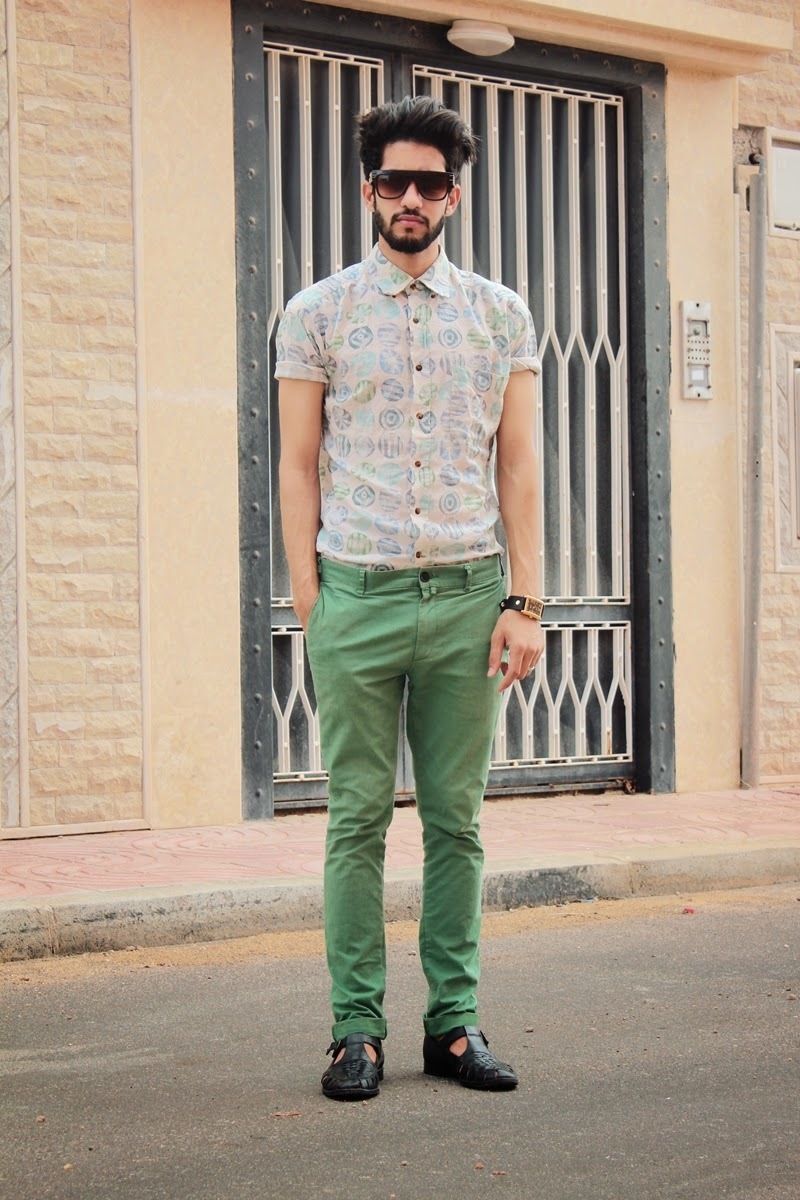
[1,787,799,961]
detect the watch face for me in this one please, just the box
[522,596,544,620]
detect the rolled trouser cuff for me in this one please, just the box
[332,1017,388,1041]
[423,1012,480,1037]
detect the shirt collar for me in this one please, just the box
[370,244,455,299]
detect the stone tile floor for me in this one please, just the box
[1,787,799,901]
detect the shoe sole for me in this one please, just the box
[423,1064,518,1091]
[323,1086,380,1100]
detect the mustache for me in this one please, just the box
[392,210,428,225]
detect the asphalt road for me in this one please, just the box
[1,885,798,1200]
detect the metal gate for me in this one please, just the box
[234,0,675,814]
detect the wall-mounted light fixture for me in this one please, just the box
[447,20,515,57]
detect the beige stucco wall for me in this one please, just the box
[134,0,241,827]
[666,70,742,790]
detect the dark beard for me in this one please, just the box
[374,208,446,255]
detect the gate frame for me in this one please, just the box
[232,0,675,817]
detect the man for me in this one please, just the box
[276,95,544,1100]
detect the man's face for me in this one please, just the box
[362,141,461,256]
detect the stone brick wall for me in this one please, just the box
[13,0,142,826]
[1,0,20,827]
[735,0,800,779]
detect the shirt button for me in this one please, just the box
[412,317,420,324]
[414,460,422,467]
[415,364,422,372]
[416,412,423,419]
[414,507,421,514]
[416,552,424,560]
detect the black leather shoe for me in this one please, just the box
[321,1033,384,1101]
[423,1025,518,1090]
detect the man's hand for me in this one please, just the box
[294,587,320,633]
[487,611,545,693]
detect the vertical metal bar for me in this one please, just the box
[541,94,561,592]
[591,627,602,755]
[582,103,599,599]
[623,625,633,757]
[266,46,285,809]
[368,60,384,255]
[530,94,547,600]
[459,79,473,272]
[236,20,274,818]
[514,88,528,305]
[741,158,767,788]
[271,662,290,774]
[494,691,509,761]
[596,103,619,600]
[616,102,631,603]
[329,59,343,273]
[524,672,537,760]
[360,64,372,261]
[487,84,502,282]
[294,629,320,770]
[626,70,674,791]
[596,102,612,597]
[594,100,614,597]
[556,96,579,598]
[299,55,313,288]
[599,629,614,757]
[543,631,559,758]
[266,47,284,800]
[267,50,283,317]
[553,629,570,758]
[568,97,585,600]
[566,628,583,755]
[374,59,383,107]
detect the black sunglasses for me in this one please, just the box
[369,169,456,202]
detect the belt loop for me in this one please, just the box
[464,562,473,592]
[358,569,367,596]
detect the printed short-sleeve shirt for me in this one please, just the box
[275,243,540,569]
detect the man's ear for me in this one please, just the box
[445,183,462,217]
[362,180,375,211]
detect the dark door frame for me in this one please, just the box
[232,0,675,817]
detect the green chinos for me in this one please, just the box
[305,555,504,1042]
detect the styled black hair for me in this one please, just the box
[355,95,479,179]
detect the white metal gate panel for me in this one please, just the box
[413,65,633,780]
[266,43,383,786]
[266,43,633,800]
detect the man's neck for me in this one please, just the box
[377,237,441,280]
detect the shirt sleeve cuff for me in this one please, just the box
[274,362,328,383]
[510,355,542,375]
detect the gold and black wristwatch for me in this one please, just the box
[499,594,545,621]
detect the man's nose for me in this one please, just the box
[402,180,425,206]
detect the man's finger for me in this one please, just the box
[498,654,524,692]
[487,627,506,677]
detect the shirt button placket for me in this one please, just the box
[409,284,431,565]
